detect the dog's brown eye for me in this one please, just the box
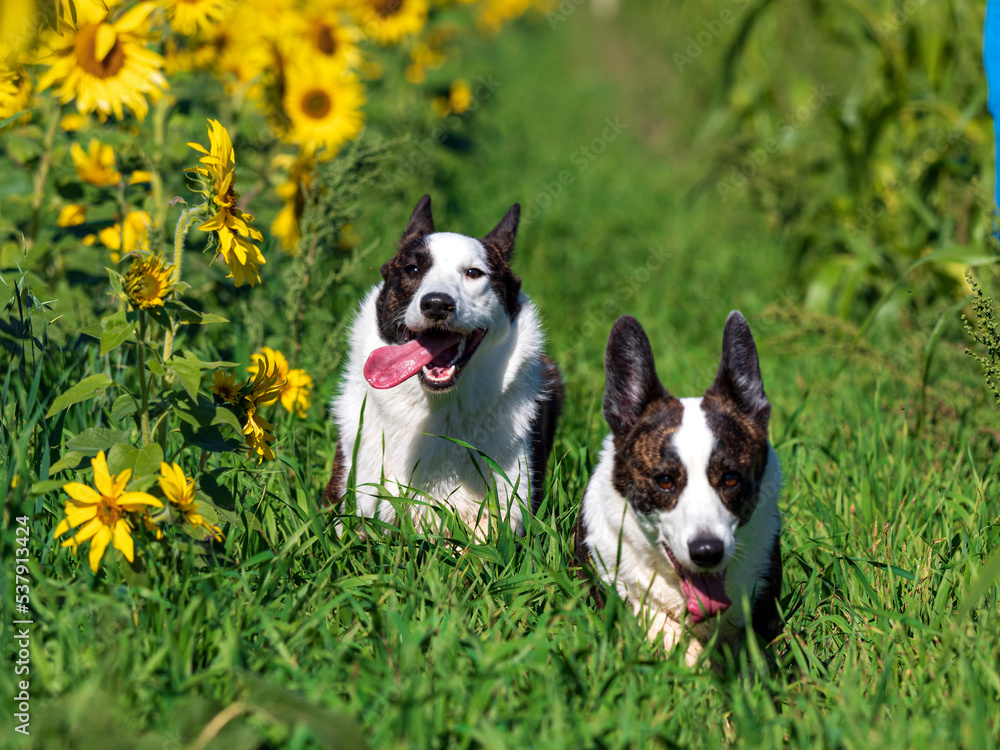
[465,268,485,279]
[723,472,739,488]
[654,475,674,491]
[405,265,420,277]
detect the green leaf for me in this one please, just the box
[164,299,230,325]
[195,312,229,324]
[66,427,131,454]
[5,133,41,162]
[107,442,164,480]
[957,547,1000,620]
[167,351,202,400]
[110,394,137,422]
[48,451,88,476]
[0,110,29,129]
[212,405,244,434]
[100,311,134,356]
[105,267,124,295]
[433,434,513,485]
[179,422,244,453]
[30,479,66,495]
[147,359,166,377]
[45,374,113,418]
[80,323,103,341]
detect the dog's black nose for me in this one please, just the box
[420,292,456,321]
[688,536,725,568]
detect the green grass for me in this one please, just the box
[2,3,1000,748]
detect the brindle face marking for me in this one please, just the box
[701,311,772,526]
[602,312,772,572]
[603,316,687,514]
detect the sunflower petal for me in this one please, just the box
[112,519,134,562]
[118,492,163,510]
[65,517,103,546]
[63,481,101,504]
[88,526,112,573]
[91,451,114,496]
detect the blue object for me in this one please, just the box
[986,0,1000,213]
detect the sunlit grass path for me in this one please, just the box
[2,2,999,748]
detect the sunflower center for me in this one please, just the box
[315,24,337,56]
[302,90,332,119]
[134,273,160,300]
[373,0,403,18]
[75,23,126,79]
[96,497,122,526]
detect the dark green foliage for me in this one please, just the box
[706,0,995,318]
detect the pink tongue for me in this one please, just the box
[681,573,732,623]
[364,335,459,389]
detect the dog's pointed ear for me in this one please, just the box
[482,203,520,261]
[707,311,770,426]
[604,316,668,435]
[399,194,434,246]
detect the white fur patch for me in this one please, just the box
[404,233,503,335]
[331,232,547,536]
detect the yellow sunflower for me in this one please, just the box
[157,462,223,540]
[214,228,265,287]
[279,7,360,74]
[280,368,314,418]
[247,346,313,417]
[477,0,534,32]
[60,112,86,131]
[270,151,315,255]
[36,1,168,121]
[57,204,87,227]
[124,253,174,310]
[54,450,162,573]
[282,68,365,154]
[404,37,446,85]
[91,209,151,262]
[245,351,285,406]
[242,403,276,463]
[161,0,234,36]
[0,0,37,55]
[186,120,267,286]
[187,119,267,286]
[206,22,271,93]
[210,369,240,405]
[354,0,428,45]
[0,47,31,122]
[71,138,122,187]
[432,79,472,117]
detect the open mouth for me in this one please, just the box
[663,545,732,624]
[364,327,487,391]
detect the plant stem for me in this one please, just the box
[151,97,171,228]
[163,206,200,362]
[28,101,61,243]
[137,312,151,446]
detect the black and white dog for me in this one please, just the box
[574,313,782,664]
[325,195,562,536]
